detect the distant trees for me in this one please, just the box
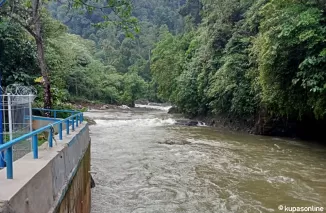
[1,0,138,110]
[1,0,187,107]
[46,0,187,102]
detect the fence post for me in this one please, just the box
[80,113,83,124]
[72,118,75,131]
[28,94,33,153]
[32,134,38,159]
[54,111,57,118]
[5,147,13,179]
[7,93,14,169]
[59,123,63,140]
[7,93,13,142]
[49,129,53,148]
[0,85,4,168]
[76,115,79,127]
[66,120,70,135]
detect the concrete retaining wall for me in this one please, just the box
[0,123,91,213]
[55,145,91,213]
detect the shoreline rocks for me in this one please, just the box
[84,116,97,125]
[168,106,180,114]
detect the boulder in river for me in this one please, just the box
[168,106,180,114]
[175,119,201,126]
[159,139,191,145]
[100,105,109,110]
[84,116,97,125]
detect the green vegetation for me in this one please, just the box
[1,0,185,108]
[2,0,326,138]
[150,0,326,138]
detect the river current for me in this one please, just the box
[86,105,326,213]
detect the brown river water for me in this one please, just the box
[85,105,326,213]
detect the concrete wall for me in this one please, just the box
[55,146,91,213]
[0,123,91,213]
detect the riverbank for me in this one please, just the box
[78,101,326,142]
[193,114,256,135]
[186,112,326,142]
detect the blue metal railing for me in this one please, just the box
[0,108,84,179]
[32,108,79,118]
[0,0,7,7]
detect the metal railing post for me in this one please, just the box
[72,118,75,131]
[76,115,79,127]
[54,111,57,118]
[80,113,83,124]
[49,129,53,148]
[59,123,63,140]
[0,92,4,168]
[66,120,70,135]
[28,94,33,153]
[5,147,13,179]
[32,134,38,159]
[7,93,13,142]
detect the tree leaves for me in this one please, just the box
[151,0,326,121]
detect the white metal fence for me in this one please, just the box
[0,85,36,164]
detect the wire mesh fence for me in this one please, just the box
[0,85,36,167]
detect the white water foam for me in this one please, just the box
[95,118,176,127]
[267,176,295,184]
[135,104,172,111]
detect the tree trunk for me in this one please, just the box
[33,0,52,116]
[35,36,52,112]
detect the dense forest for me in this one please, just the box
[1,0,326,139]
[151,0,326,139]
[1,0,183,107]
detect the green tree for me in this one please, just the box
[0,20,38,87]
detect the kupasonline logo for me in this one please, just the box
[278,205,324,212]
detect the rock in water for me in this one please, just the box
[119,105,130,110]
[159,139,191,145]
[175,119,199,126]
[84,116,97,125]
[90,174,96,188]
[100,105,109,110]
[168,106,179,114]
[186,121,199,126]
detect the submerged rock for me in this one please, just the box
[175,119,200,126]
[159,139,191,145]
[84,116,97,125]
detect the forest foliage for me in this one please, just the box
[151,0,326,127]
[1,0,184,107]
[1,0,326,135]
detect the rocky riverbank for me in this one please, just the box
[169,107,326,141]
[167,106,255,134]
[194,114,256,134]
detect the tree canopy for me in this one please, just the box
[2,0,326,138]
[150,0,326,138]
